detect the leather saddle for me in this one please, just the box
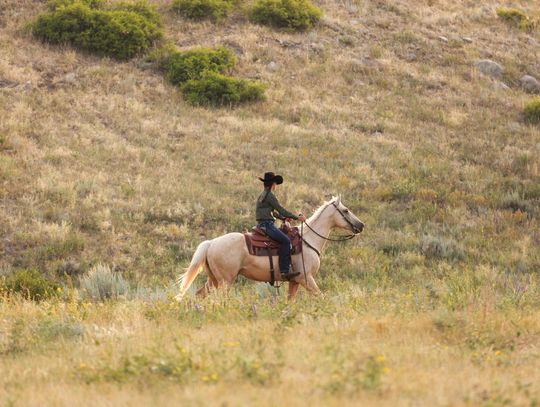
[244,224,303,257]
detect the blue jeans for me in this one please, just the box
[257,220,292,274]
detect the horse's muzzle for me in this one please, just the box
[353,222,364,234]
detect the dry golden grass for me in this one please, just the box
[1,0,539,405]
[3,280,539,407]
[2,289,540,406]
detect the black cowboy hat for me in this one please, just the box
[259,172,283,185]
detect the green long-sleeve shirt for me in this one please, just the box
[256,189,298,222]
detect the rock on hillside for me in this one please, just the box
[520,75,540,93]
[474,59,504,78]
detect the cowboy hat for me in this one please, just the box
[258,172,283,185]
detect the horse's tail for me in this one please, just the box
[175,240,212,301]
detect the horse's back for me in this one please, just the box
[207,232,248,256]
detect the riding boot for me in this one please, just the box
[281,266,300,280]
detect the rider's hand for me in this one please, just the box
[285,218,293,223]
[298,214,306,222]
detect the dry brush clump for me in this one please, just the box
[420,235,464,261]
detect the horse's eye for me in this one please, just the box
[344,209,349,213]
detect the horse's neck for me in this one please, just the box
[303,209,333,253]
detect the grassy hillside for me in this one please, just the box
[1,0,539,405]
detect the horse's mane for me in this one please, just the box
[306,197,337,224]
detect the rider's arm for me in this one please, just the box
[272,210,286,221]
[267,192,299,220]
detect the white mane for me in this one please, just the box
[306,196,338,224]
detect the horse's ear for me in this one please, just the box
[337,193,342,203]
[325,193,335,200]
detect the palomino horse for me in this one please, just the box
[175,196,364,300]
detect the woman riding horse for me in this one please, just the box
[175,193,364,300]
[256,172,306,280]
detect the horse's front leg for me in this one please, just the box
[288,281,300,300]
[300,274,322,296]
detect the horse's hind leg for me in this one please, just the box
[207,253,241,291]
[196,261,219,298]
[196,281,211,298]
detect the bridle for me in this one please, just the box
[302,201,358,243]
[297,201,361,286]
[299,201,360,260]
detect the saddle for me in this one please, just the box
[244,223,303,257]
[244,223,303,287]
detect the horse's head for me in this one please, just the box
[330,195,364,234]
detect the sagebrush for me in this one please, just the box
[80,264,129,300]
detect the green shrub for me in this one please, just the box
[32,1,163,60]
[158,46,264,107]
[181,71,265,106]
[162,47,235,85]
[33,4,95,45]
[171,0,233,20]
[496,8,537,31]
[47,0,105,10]
[1,269,60,301]
[113,0,162,25]
[523,99,540,124]
[80,264,129,300]
[248,0,322,30]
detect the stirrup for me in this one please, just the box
[281,271,300,281]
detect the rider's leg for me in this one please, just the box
[261,222,292,274]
